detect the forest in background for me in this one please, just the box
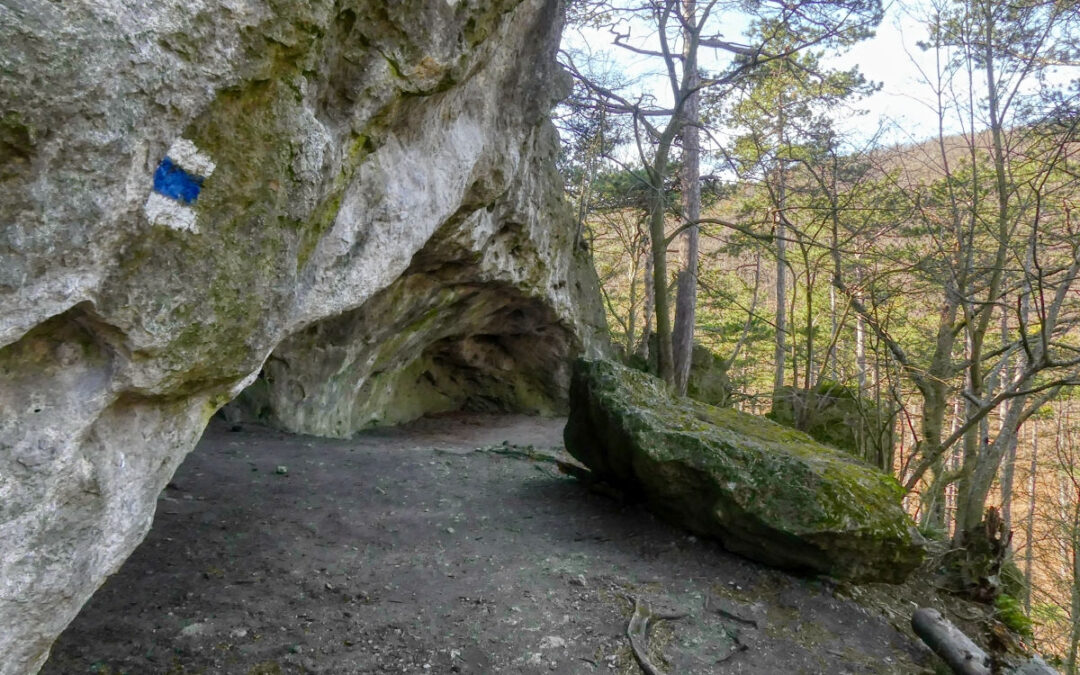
[555,0,1080,667]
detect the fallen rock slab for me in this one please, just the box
[564,358,925,583]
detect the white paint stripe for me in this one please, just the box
[167,138,216,177]
[144,192,199,233]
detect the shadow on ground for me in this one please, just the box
[43,414,934,674]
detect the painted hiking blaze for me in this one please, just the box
[143,138,216,233]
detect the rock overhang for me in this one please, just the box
[0,1,605,672]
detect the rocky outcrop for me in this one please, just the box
[223,97,596,434]
[0,1,603,672]
[565,359,924,583]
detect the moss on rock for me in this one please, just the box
[564,358,924,583]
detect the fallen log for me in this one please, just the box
[912,607,1059,675]
[912,607,992,675]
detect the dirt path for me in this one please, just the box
[43,414,933,674]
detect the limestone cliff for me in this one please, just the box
[0,1,604,672]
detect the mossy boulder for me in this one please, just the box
[631,338,731,407]
[770,382,895,470]
[564,358,924,583]
[686,343,732,407]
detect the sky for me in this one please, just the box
[823,6,944,144]
[560,1,1079,152]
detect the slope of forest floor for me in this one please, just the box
[43,414,975,674]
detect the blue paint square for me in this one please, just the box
[153,157,204,204]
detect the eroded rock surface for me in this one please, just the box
[564,359,924,583]
[0,1,603,672]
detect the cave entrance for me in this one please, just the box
[225,276,578,437]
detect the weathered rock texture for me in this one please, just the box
[565,359,924,583]
[0,1,604,672]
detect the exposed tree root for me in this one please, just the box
[625,595,687,675]
[704,594,759,628]
[468,443,593,480]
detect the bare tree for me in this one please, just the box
[563,0,882,386]
[824,0,1080,546]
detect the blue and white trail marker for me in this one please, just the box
[144,138,216,233]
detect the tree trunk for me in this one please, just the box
[916,294,961,529]
[575,142,598,247]
[855,267,867,392]
[672,0,700,396]
[957,329,981,537]
[959,389,1028,536]
[773,206,787,396]
[804,261,815,389]
[626,253,639,356]
[1024,419,1038,612]
[649,134,676,385]
[829,282,838,381]
[772,107,788,397]
[1000,433,1017,533]
[954,0,1014,541]
[638,249,654,362]
[1000,309,1016,532]
[1068,498,1080,675]
[919,389,951,531]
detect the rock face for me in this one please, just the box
[0,1,604,672]
[564,359,924,583]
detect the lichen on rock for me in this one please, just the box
[564,358,925,583]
